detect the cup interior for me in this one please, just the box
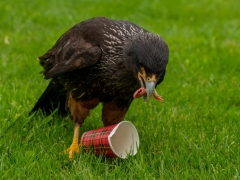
[108,121,139,159]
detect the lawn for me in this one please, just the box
[1,0,240,179]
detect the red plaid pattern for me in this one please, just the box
[80,124,118,158]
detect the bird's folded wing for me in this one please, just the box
[39,32,102,79]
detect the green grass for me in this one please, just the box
[1,0,240,179]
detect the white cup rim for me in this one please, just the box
[108,121,139,159]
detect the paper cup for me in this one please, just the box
[80,121,139,159]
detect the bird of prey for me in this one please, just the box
[30,17,169,159]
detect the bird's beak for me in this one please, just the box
[133,72,157,102]
[133,67,164,102]
[143,81,156,102]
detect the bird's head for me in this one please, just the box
[124,33,169,102]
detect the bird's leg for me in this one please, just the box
[67,122,80,160]
[66,93,89,160]
[66,93,100,160]
[102,102,128,126]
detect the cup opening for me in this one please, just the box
[108,121,139,159]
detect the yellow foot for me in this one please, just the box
[66,122,81,160]
[66,141,79,160]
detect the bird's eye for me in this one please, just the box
[147,77,151,82]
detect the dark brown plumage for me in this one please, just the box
[31,17,169,159]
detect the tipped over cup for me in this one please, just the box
[80,121,139,159]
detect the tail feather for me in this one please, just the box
[30,80,67,115]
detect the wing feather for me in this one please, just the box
[39,27,102,79]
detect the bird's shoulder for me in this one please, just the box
[74,17,148,43]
